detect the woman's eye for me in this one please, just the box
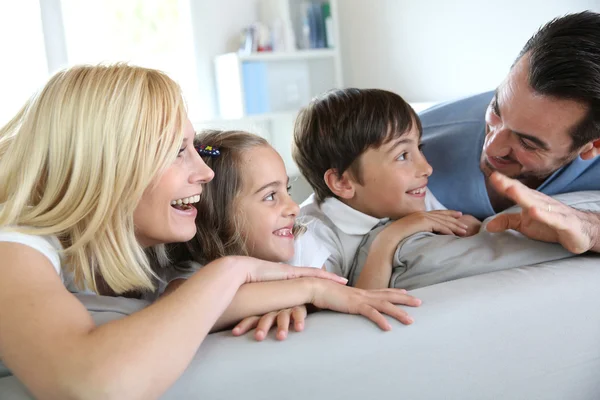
[264,193,275,201]
[178,146,187,157]
[286,185,292,194]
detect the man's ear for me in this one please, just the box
[324,168,356,199]
[580,139,600,160]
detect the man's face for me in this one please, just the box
[480,55,589,183]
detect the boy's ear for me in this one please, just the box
[580,139,600,160]
[324,168,356,199]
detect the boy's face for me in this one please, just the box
[348,126,432,219]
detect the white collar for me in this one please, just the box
[318,196,388,235]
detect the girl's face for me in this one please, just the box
[134,118,214,247]
[237,145,300,263]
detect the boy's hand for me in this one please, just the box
[232,305,308,341]
[355,210,467,290]
[392,210,468,237]
[457,214,482,237]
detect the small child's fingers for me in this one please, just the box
[254,312,278,341]
[232,316,260,336]
[276,310,292,340]
[291,306,307,332]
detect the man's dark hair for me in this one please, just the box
[516,11,600,150]
[292,88,421,203]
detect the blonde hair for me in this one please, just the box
[0,63,186,294]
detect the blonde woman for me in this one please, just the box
[0,64,419,399]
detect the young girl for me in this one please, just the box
[166,130,422,340]
[0,64,417,398]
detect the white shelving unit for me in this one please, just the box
[202,0,343,202]
[213,0,343,120]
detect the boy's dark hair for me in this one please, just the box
[292,88,421,203]
[516,11,600,150]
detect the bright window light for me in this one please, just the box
[60,0,202,121]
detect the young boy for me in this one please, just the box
[292,88,479,289]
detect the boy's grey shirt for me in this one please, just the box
[349,191,600,289]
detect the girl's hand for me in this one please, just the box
[310,282,422,330]
[232,305,308,341]
[235,256,348,285]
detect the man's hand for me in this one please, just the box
[486,172,600,254]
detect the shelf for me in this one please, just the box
[236,49,337,62]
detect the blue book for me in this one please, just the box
[241,62,270,114]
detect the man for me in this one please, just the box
[420,11,600,254]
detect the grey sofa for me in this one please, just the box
[1,253,600,400]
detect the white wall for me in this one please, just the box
[188,0,258,120]
[338,0,600,103]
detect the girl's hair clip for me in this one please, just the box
[195,144,221,157]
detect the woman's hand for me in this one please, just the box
[232,305,308,341]
[310,282,422,330]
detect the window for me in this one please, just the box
[60,0,201,120]
[0,0,48,126]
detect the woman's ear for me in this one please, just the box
[324,168,356,199]
[580,139,600,160]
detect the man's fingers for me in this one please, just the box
[232,316,261,336]
[486,213,521,233]
[528,206,570,232]
[491,172,550,208]
[504,184,539,209]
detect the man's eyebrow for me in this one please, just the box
[493,88,501,116]
[514,132,550,151]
